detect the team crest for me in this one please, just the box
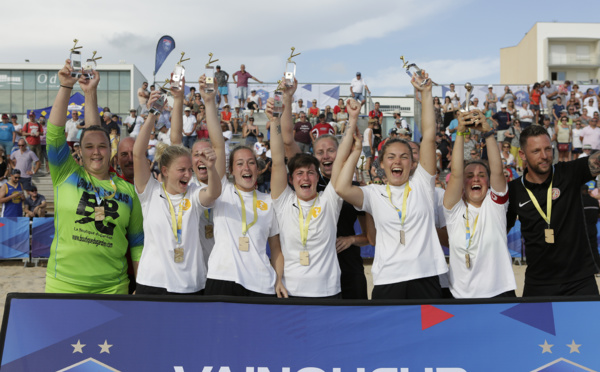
[552,188,560,200]
[311,207,322,218]
[257,200,268,211]
[182,199,192,211]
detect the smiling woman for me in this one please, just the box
[44,60,144,294]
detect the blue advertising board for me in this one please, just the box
[2,294,600,371]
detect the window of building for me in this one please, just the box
[550,45,567,64]
[576,45,591,61]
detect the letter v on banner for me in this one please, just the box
[154,35,176,84]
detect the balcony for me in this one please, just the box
[548,53,600,67]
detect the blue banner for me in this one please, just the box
[31,217,54,258]
[0,218,29,259]
[154,36,176,76]
[2,294,600,371]
[27,92,102,122]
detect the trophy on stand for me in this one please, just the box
[400,56,430,86]
[205,53,219,93]
[284,47,301,87]
[273,80,283,118]
[358,155,366,185]
[171,52,190,91]
[149,79,171,116]
[82,51,102,80]
[70,39,83,78]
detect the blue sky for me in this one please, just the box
[2,0,600,95]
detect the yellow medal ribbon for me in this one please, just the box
[522,173,554,227]
[84,169,116,205]
[204,208,213,223]
[235,186,258,236]
[162,183,187,244]
[386,181,411,228]
[465,204,479,249]
[298,196,319,248]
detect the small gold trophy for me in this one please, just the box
[285,47,301,87]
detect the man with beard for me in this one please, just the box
[507,125,600,296]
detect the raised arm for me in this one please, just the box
[170,76,185,146]
[78,66,101,127]
[199,75,226,178]
[334,132,364,209]
[133,91,160,193]
[412,71,436,175]
[443,112,468,210]
[196,146,221,205]
[475,110,504,192]
[281,78,301,158]
[267,98,288,200]
[48,60,80,128]
[331,99,360,187]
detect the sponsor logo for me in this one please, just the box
[519,200,532,208]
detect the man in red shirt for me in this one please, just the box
[232,64,263,109]
[311,114,335,140]
[369,102,383,124]
[22,112,43,161]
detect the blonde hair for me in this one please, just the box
[159,145,191,171]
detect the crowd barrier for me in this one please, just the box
[3,217,600,261]
[2,293,600,371]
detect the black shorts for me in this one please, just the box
[523,276,599,297]
[204,279,274,297]
[372,275,442,300]
[136,283,204,296]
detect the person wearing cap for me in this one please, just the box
[24,184,47,218]
[0,114,15,155]
[231,105,245,135]
[124,109,143,138]
[485,85,498,114]
[233,64,263,109]
[65,111,84,149]
[580,144,593,158]
[0,169,24,217]
[23,111,44,161]
[246,89,262,115]
[350,72,370,107]
[397,128,412,141]
[182,107,197,149]
[393,109,409,130]
[492,103,512,145]
[215,65,230,106]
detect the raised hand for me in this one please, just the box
[171,74,185,100]
[346,98,360,118]
[198,74,216,102]
[58,59,80,88]
[410,69,431,92]
[282,77,297,99]
[198,147,217,169]
[146,90,163,110]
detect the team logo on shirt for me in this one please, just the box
[552,188,561,200]
[311,207,322,218]
[75,191,119,236]
[182,199,192,211]
[257,200,268,211]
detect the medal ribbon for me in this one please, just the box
[465,204,479,249]
[386,181,411,228]
[84,170,116,205]
[204,208,213,224]
[521,172,554,227]
[298,196,319,248]
[162,183,187,244]
[235,186,258,236]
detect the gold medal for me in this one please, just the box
[400,230,406,245]
[174,247,184,263]
[545,228,554,244]
[300,250,310,266]
[465,253,471,268]
[205,225,214,239]
[239,236,249,251]
[94,206,105,221]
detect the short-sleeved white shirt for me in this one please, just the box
[136,177,209,293]
[182,114,197,136]
[444,186,516,298]
[207,177,279,294]
[350,78,366,94]
[273,184,343,297]
[65,119,82,142]
[358,165,448,286]
[124,116,143,138]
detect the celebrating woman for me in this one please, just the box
[45,60,143,294]
[133,86,221,295]
[442,110,516,298]
[335,71,448,299]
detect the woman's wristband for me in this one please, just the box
[457,130,470,137]
[60,85,73,89]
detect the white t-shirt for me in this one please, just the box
[501,152,515,167]
[124,116,143,138]
[13,124,22,142]
[273,184,343,297]
[182,114,197,136]
[518,108,533,123]
[358,165,448,286]
[434,187,446,229]
[65,119,82,142]
[362,127,373,147]
[573,127,583,148]
[350,78,366,95]
[157,129,171,145]
[147,139,157,158]
[136,177,210,293]
[292,103,306,115]
[446,90,459,106]
[444,186,516,298]
[207,177,279,294]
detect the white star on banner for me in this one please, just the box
[567,340,581,353]
[98,340,113,354]
[539,340,553,354]
[71,340,85,354]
